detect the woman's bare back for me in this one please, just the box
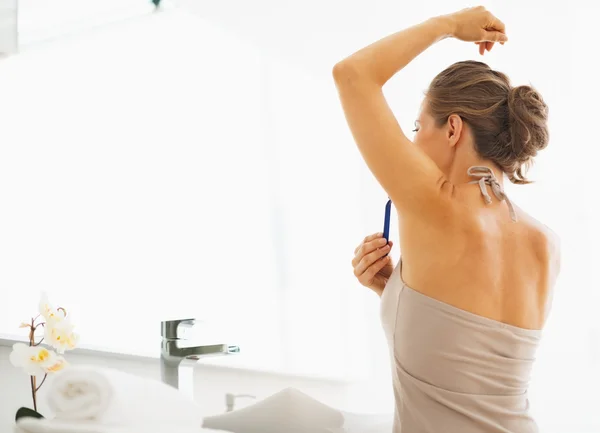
[398,179,560,331]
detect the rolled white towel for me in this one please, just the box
[47,367,112,421]
[45,365,203,429]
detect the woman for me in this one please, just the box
[334,6,560,433]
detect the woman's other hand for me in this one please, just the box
[352,233,394,296]
[444,6,507,55]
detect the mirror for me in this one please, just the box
[0,1,368,379]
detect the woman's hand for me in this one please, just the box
[352,233,394,296]
[444,6,507,55]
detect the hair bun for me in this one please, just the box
[504,85,549,183]
[508,85,549,157]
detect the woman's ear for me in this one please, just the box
[446,114,463,148]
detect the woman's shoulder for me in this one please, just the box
[515,208,561,283]
[516,208,560,252]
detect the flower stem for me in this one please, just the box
[29,318,38,411]
[30,376,38,412]
[29,319,35,343]
[36,374,47,392]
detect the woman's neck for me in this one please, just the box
[446,157,504,186]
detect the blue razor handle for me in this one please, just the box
[383,198,392,244]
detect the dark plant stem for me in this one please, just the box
[36,374,47,392]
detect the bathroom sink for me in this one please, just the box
[202,388,392,433]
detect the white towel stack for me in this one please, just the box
[15,365,209,433]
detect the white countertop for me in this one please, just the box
[0,332,355,384]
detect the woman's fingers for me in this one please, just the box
[354,232,382,255]
[361,237,387,258]
[477,41,495,55]
[351,232,394,288]
[450,6,507,44]
[487,14,506,35]
[482,9,506,42]
[353,243,391,277]
[357,255,391,286]
[482,30,507,43]
[353,236,387,267]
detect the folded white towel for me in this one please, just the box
[202,387,344,433]
[45,365,203,429]
[202,387,393,433]
[15,418,224,433]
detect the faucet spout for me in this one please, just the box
[160,319,240,391]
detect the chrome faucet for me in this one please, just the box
[160,318,240,390]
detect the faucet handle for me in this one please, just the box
[161,318,198,340]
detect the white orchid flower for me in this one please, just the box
[39,292,66,324]
[38,292,53,318]
[9,343,65,375]
[45,356,68,373]
[44,318,79,354]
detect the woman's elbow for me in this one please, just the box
[332,61,360,84]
